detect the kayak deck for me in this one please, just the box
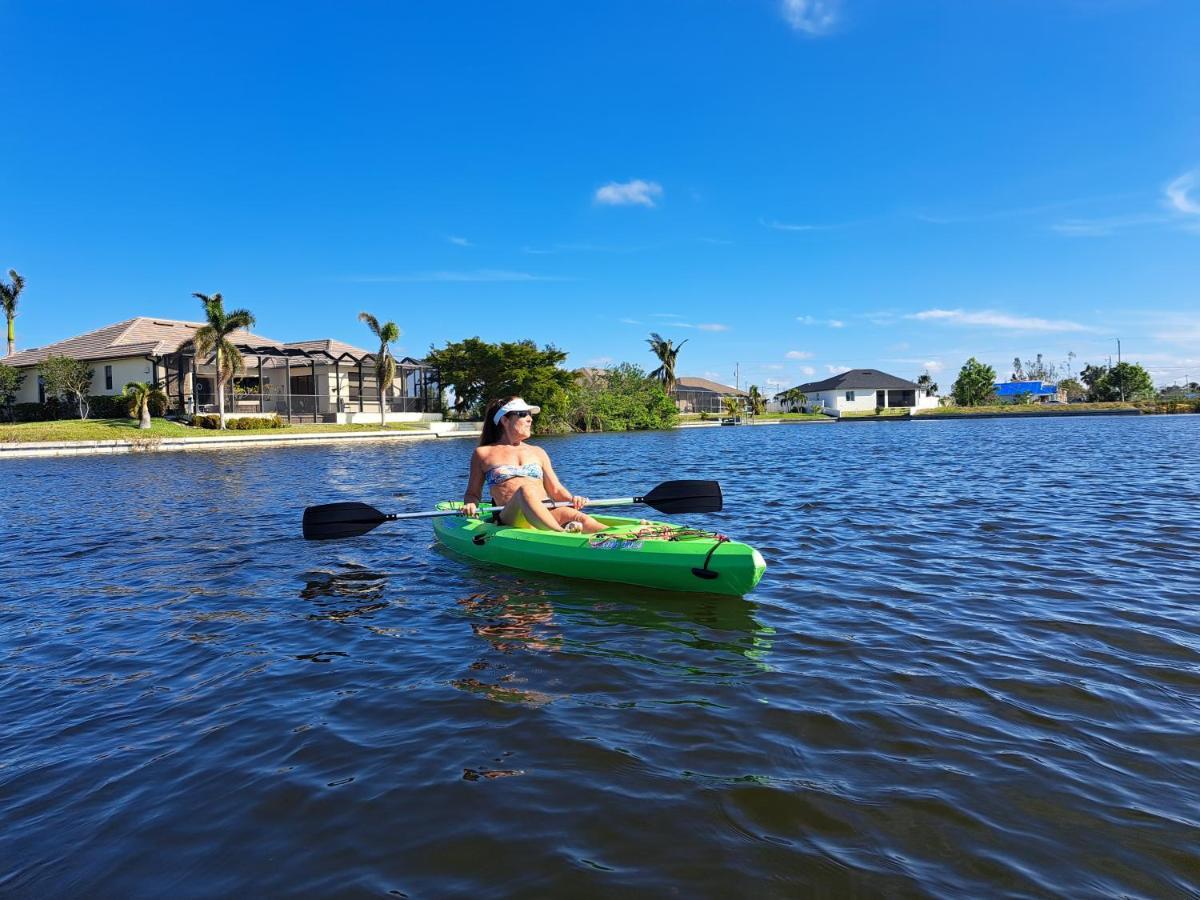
[432,503,765,596]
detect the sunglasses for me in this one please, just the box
[505,410,533,419]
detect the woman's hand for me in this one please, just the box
[570,495,589,510]
[462,502,478,517]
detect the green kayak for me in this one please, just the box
[432,502,766,596]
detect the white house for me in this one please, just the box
[3,317,442,423]
[777,369,939,416]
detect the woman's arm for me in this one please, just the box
[462,449,485,516]
[539,448,588,508]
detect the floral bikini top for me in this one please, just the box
[484,462,544,488]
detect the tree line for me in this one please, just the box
[950,356,1156,406]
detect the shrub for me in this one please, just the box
[190,414,221,429]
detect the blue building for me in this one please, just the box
[993,380,1062,402]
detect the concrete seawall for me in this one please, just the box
[0,425,484,460]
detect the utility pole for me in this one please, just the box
[1116,339,1124,402]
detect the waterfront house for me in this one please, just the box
[777,369,939,416]
[672,376,748,414]
[4,317,441,423]
[993,380,1064,403]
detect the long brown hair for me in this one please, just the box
[479,396,519,446]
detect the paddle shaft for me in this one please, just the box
[386,496,639,521]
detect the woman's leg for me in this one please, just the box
[551,507,607,534]
[498,483,564,531]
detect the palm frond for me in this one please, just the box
[8,270,25,296]
[380,321,401,344]
[358,311,381,336]
[193,325,216,357]
[225,309,255,332]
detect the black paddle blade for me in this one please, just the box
[302,502,388,540]
[641,480,723,515]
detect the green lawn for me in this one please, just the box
[841,408,911,418]
[0,418,431,443]
[914,402,1137,416]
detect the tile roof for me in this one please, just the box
[674,376,748,396]
[5,317,288,368]
[285,338,373,360]
[783,369,920,395]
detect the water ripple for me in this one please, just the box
[2,416,1199,895]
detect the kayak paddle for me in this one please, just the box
[302,479,722,541]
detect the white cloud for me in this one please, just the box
[595,179,663,207]
[908,308,1099,334]
[1166,169,1200,215]
[923,360,945,373]
[786,350,813,359]
[652,313,684,319]
[703,371,722,381]
[780,0,839,35]
[825,364,851,374]
[619,317,641,325]
[447,235,472,247]
[693,323,729,332]
[346,270,568,283]
[796,315,844,328]
[801,366,816,376]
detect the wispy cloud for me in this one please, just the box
[1050,214,1165,237]
[346,270,568,283]
[703,371,722,381]
[619,317,641,325]
[780,0,840,35]
[652,313,684,319]
[796,315,844,328]
[761,217,849,232]
[786,350,813,359]
[923,360,945,373]
[446,235,472,247]
[908,308,1099,333]
[760,363,785,371]
[1166,169,1200,216]
[801,366,816,376]
[595,179,663,208]
[825,364,851,375]
[680,322,730,332]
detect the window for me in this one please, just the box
[845,390,855,401]
[105,365,113,390]
[37,375,45,404]
[347,371,361,401]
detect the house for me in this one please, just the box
[671,376,748,414]
[776,369,939,416]
[993,380,1064,403]
[3,317,441,423]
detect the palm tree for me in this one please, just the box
[747,385,765,417]
[916,372,938,397]
[0,269,26,357]
[646,333,688,396]
[358,312,401,427]
[192,292,255,430]
[722,395,742,419]
[123,381,167,430]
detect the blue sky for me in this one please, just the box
[3,0,1199,391]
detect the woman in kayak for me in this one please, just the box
[461,396,606,533]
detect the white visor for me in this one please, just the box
[493,398,541,425]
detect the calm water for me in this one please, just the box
[2,417,1198,897]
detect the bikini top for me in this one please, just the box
[484,461,544,488]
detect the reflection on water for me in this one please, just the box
[2,418,1199,896]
